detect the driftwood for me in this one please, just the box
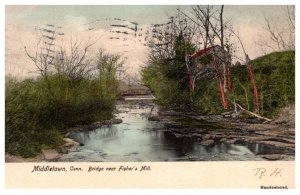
[235,103,272,122]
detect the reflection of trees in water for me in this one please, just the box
[145,130,164,143]
[210,143,229,153]
[76,126,119,143]
[161,131,195,155]
[93,126,118,137]
[176,137,194,155]
[239,142,294,155]
[196,143,249,154]
[160,133,257,156]
[246,142,275,154]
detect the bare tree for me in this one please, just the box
[24,24,98,79]
[55,37,96,81]
[23,25,63,98]
[148,6,232,95]
[257,5,295,52]
[187,5,232,93]
[148,9,198,59]
[24,25,65,76]
[24,25,99,100]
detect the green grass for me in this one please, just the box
[142,50,295,118]
[5,74,116,158]
[230,50,295,117]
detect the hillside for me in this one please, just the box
[230,50,295,117]
[142,50,295,118]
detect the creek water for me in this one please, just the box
[58,102,270,162]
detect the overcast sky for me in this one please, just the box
[5,5,293,78]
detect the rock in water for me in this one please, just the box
[42,149,60,161]
[148,115,160,121]
[63,138,79,145]
[112,118,123,124]
[259,154,283,161]
[59,147,69,154]
[200,139,215,146]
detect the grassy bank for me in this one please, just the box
[5,74,116,157]
[142,50,295,118]
[5,43,124,158]
[231,51,295,117]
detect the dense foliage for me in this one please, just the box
[142,35,196,108]
[5,50,122,157]
[142,49,295,117]
[232,51,295,117]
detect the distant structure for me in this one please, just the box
[117,80,151,96]
[186,45,259,112]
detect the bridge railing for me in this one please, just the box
[121,89,152,96]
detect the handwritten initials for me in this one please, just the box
[270,168,282,177]
[254,168,267,179]
[253,168,283,179]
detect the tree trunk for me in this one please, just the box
[220,5,227,93]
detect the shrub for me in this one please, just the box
[5,74,116,157]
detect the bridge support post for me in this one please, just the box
[246,62,259,113]
[225,62,232,92]
[213,58,229,109]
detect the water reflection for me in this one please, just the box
[58,104,283,162]
[236,141,294,155]
[73,126,119,143]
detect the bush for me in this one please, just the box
[5,74,116,157]
[226,51,295,117]
[142,50,295,117]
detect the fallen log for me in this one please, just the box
[235,103,272,122]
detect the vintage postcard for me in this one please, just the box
[4,3,295,189]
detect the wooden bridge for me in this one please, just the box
[120,88,155,101]
[121,88,152,96]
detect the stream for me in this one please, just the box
[57,101,280,162]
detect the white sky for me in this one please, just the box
[5,5,294,78]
